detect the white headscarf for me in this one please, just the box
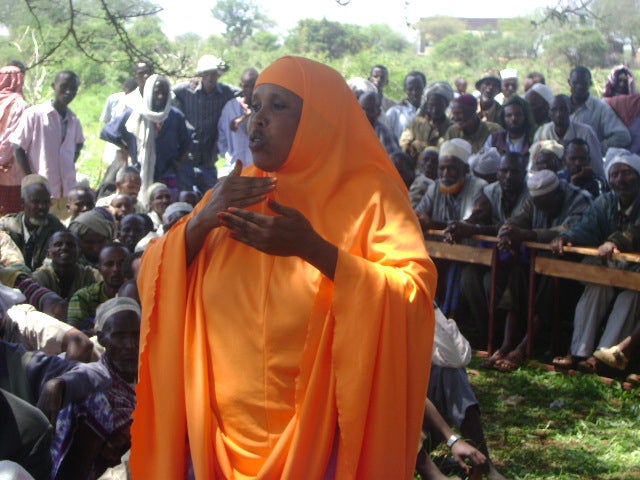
[605,147,640,178]
[125,74,173,207]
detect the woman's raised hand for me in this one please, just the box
[196,160,277,231]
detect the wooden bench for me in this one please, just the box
[425,231,640,358]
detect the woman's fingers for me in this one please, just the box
[230,159,243,176]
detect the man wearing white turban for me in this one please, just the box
[415,139,487,312]
[415,139,483,229]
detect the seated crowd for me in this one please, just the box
[0,56,639,480]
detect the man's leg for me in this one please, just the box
[459,265,490,345]
[597,290,640,350]
[570,284,616,358]
[0,389,53,480]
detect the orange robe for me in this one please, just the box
[131,56,437,479]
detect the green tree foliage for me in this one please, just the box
[543,27,608,67]
[414,16,465,47]
[249,31,280,52]
[360,24,410,53]
[2,0,162,62]
[593,0,640,60]
[211,0,274,47]
[128,16,171,61]
[431,33,479,69]
[285,18,368,59]
[495,17,544,59]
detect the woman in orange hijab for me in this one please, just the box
[131,56,437,479]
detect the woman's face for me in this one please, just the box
[150,187,171,215]
[248,84,303,172]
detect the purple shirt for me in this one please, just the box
[9,101,84,198]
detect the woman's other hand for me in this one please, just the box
[220,199,338,279]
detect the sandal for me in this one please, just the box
[481,350,507,370]
[593,346,629,370]
[552,354,576,369]
[626,373,640,387]
[494,350,525,373]
[576,356,600,374]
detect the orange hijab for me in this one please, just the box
[131,56,436,479]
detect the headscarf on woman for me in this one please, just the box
[125,74,173,208]
[131,56,437,479]
[0,65,28,213]
[603,65,636,98]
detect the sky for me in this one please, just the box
[156,0,559,39]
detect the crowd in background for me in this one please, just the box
[0,53,639,479]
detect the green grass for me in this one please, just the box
[462,357,640,479]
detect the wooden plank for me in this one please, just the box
[425,231,640,263]
[426,229,498,244]
[524,241,640,264]
[534,256,640,291]
[425,240,493,266]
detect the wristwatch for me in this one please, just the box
[446,434,461,449]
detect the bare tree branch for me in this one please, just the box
[532,0,601,27]
[22,0,74,67]
[17,0,179,74]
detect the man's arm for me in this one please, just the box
[74,143,83,162]
[601,101,631,152]
[415,194,448,232]
[423,398,487,474]
[66,288,94,331]
[537,190,597,244]
[13,146,31,175]
[176,111,191,160]
[445,193,496,243]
